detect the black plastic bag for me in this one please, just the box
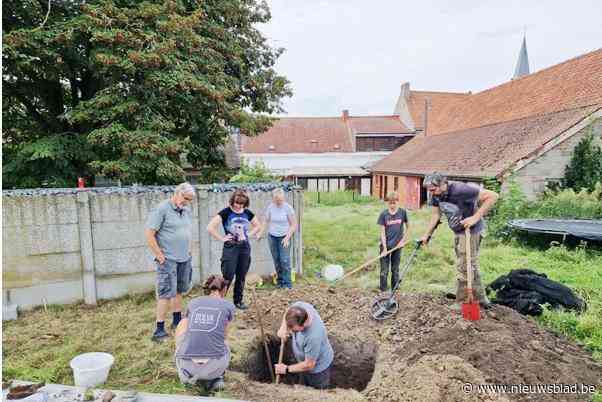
[487,268,586,316]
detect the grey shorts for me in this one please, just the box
[156,257,192,299]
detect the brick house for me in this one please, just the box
[239,110,414,194]
[371,48,602,209]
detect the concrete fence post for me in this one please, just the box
[298,190,304,275]
[76,192,98,305]
[198,189,211,282]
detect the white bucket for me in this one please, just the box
[70,352,114,388]
[322,264,344,281]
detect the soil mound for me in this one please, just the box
[229,285,602,402]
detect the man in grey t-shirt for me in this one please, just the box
[145,182,195,342]
[419,173,498,309]
[275,301,334,389]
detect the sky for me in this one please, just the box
[259,0,602,117]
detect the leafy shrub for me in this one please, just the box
[536,184,602,219]
[562,129,602,192]
[229,159,281,183]
[304,191,375,207]
[487,179,533,238]
[488,180,602,239]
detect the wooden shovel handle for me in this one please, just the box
[276,338,286,384]
[252,288,275,382]
[465,228,474,302]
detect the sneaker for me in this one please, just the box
[208,376,225,392]
[234,302,249,310]
[151,328,169,343]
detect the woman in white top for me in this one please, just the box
[261,188,298,288]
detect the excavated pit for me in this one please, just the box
[245,333,378,391]
[224,285,602,402]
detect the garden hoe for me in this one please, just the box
[462,228,481,321]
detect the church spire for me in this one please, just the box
[513,34,530,79]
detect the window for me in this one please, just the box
[394,177,399,191]
[356,136,414,152]
[185,175,200,185]
[297,177,308,189]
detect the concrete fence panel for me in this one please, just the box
[2,184,303,318]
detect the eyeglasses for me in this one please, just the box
[183,196,194,202]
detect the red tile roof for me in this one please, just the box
[407,91,470,130]
[427,48,602,135]
[241,115,410,153]
[373,48,602,177]
[347,115,412,134]
[371,105,601,178]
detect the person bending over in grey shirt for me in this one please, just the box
[174,275,235,393]
[275,301,334,389]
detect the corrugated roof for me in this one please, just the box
[242,115,410,153]
[278,166,370,177]
[371,105,601,178]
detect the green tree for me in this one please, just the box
[562,128,602,192]
[3,0,291,188]
[228,159,280,183]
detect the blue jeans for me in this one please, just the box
[268,234,292,288]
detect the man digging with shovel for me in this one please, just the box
[275,302,334,389]
[419,173,498,310]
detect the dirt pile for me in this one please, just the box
[227,285,602,402]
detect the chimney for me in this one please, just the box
[342,110,349,120]
[400,82,410,100]
[423,99,430,136]
[393,82,415,130]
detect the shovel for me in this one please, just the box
[275,337,286,384]
[462,228,481,321]
[249,281,275,382]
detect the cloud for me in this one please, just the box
[261,0,602,116]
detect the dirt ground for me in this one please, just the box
[223,285,602,402]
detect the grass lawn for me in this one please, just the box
[302,198,602,363]
[2,197,601,398]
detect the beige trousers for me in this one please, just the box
[453,232,489,304]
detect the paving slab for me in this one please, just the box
[2,382,248,402]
